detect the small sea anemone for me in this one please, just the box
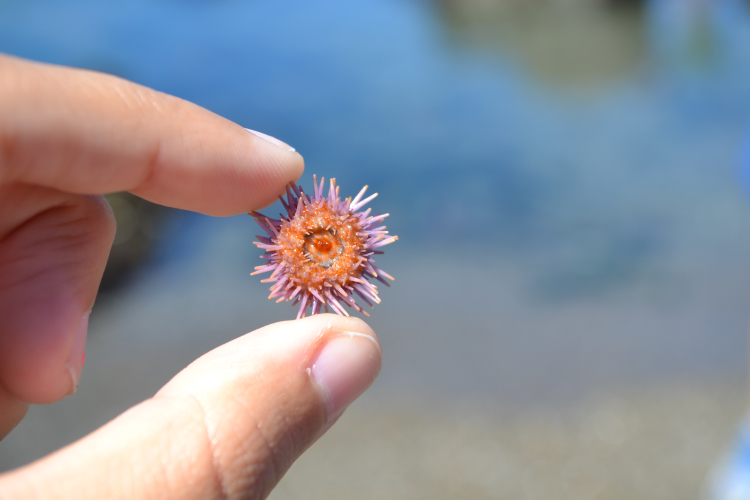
[251,175,397,318]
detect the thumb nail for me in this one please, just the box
[65,312,89,395]
[246,128,296,153]
[310,332,381,422]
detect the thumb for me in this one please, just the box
[0,314,382,500]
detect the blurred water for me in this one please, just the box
[4,0,750,493]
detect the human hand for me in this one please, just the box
[0,54,382,499]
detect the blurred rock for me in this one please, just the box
[101,193,175,293]
[436,0,647,88]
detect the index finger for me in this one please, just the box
[0,54,304,216]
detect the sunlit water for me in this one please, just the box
[3,0,750,493]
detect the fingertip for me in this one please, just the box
[246,129,296,153]
[154,314,380,495]
[0,193,111,404]
[310,329,382,421]
[131,122,305,216]
[241,128,306,211]
[0,298,84,404]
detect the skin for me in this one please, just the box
[0,54,382,499]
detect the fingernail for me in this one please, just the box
[65,312,89,395]
[246,128,296,153]
[310,332,381,422]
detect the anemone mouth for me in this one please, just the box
[276,204,366,285]
[303,228,344,269]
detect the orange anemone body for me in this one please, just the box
[251,176,396,318]
[275,201,366,291]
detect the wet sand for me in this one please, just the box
[2,240,749,500]
[273,383,745,500]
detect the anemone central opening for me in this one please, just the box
[303,229,344,269]
[314,238,332,251]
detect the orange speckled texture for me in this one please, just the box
[276,201,367,292]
